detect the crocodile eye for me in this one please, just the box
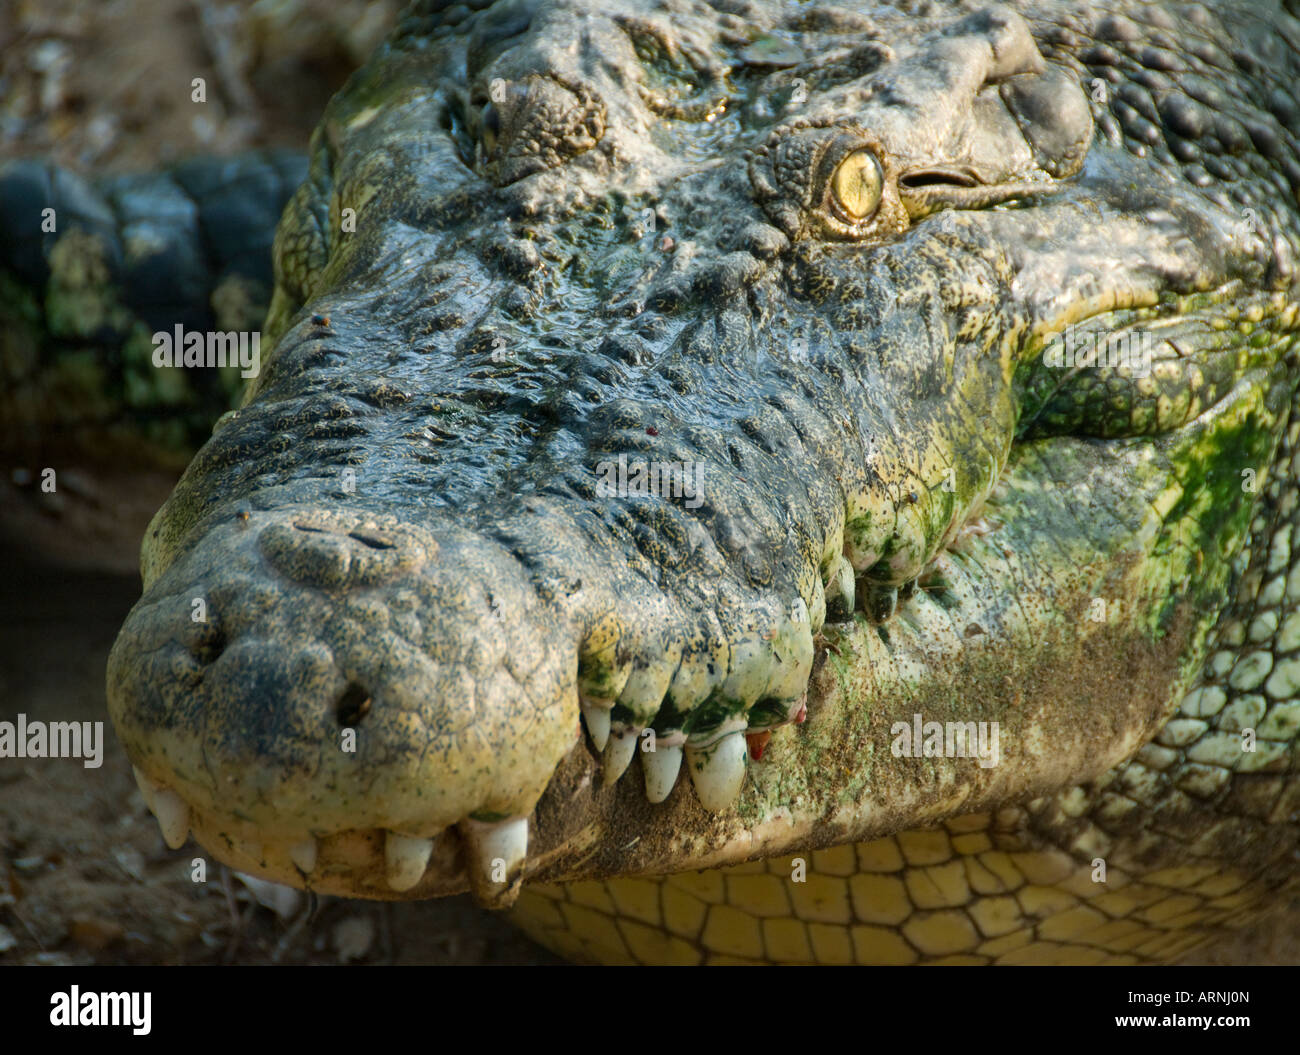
[830,149,883,221]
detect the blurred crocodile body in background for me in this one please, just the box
[0,152,304,459]
[5,0,1300,963]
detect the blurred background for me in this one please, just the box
[0,0,398,168]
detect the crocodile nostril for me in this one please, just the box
[193,626,226,665]
[260,517,429,588]
[348,530,396,550]
[337,683,372,726]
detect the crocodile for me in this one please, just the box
[70,0,1300,963]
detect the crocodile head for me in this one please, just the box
[107,0,1300,907]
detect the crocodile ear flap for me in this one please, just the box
[896,167,1065,221]
[1000,64,1095,180]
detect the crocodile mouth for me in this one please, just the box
[111,505,583,906]
[108,385,1239,909]
[113,502,985,907]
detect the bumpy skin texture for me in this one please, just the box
[105,0,1300,960]
[0,152,304,454]
[521,405,1300,964]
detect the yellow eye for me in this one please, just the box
[831,149,883,221]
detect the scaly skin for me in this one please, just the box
[102,0,1300,962]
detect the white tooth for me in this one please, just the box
[603,726,640,786]
[235,873,302,920]
[132,765,156,810]
[385,831,434,892]
[460,816,528,908]
[151,788,190,849]
[686,732,748,811]
[809,576,826,634]
[829,555,855,613]
[580,699,611,752]
[289,838,318,875]
[641,743,682,803]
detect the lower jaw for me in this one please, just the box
[133,569,1192,908]
[179,799,475,899]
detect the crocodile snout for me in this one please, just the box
[107,506,582,905]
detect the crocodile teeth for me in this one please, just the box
[824,556,856,621]
[460,816,528,909]
[385,832,434,892]
[151,788,190,849]
[580,699,612,752]
[602,726,640,786]
[641,743,682,803]
[134,767,191,849]
[289,838,319,875]
[686,732,748,811]
[131,765,156,810]
[235,873,302,920]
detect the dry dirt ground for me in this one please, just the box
[0,0,1296,967]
